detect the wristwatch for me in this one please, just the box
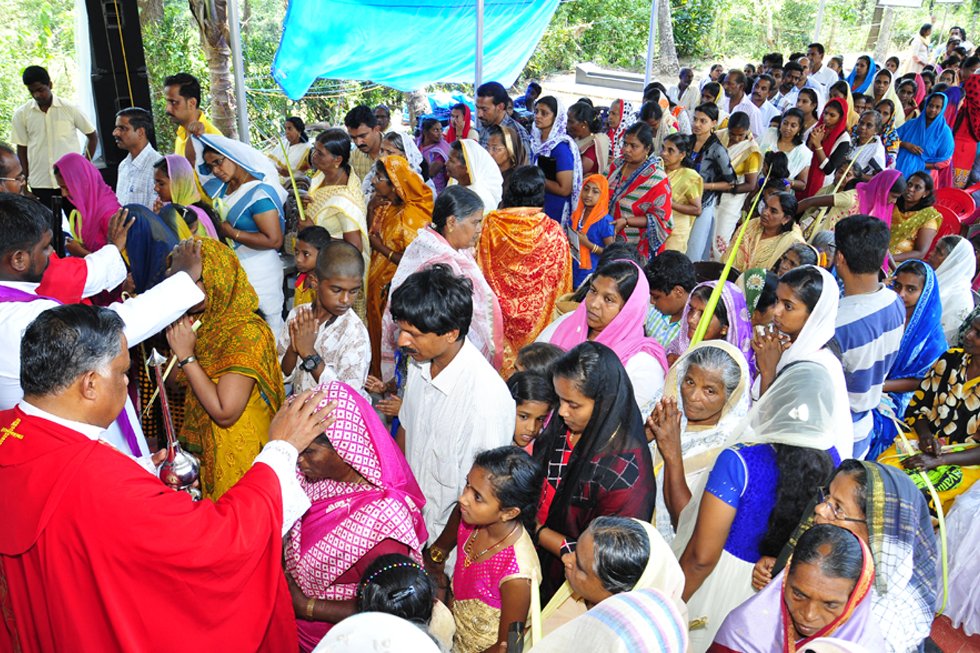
[427,546,447,564]
[300,354,323,373]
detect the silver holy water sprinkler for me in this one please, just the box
[148,348,202,500]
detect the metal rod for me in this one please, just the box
[644,0,657,87]
[227,0,250,143]
[475,0,484,89]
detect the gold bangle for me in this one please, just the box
[235,230,241,240]
[305,597,316,619]
[387,250,394,262]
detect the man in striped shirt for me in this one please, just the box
[643,251,697,350]
[833,215,906,459]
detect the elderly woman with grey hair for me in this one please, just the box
[535,515,686,640]
[646,341,751,540]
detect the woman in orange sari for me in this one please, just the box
[477,166,572,376]
[366,156,434,377]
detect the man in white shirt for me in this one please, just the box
[807,43,840,93]
[392,264,514,569]
[11,66,97,212]
[751,74,782,133]
[113,107,160,209]
[0,193,205,456]
[668,68,701,114]
[723,69,765,137]
[775,62,805,111]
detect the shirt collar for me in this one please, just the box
[30,95,64,112]
[18,400,107,441]
[415,339,472,396]
[128,143,159,167]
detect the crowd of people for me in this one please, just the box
[2,27,980,652]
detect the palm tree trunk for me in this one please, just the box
[189,0,237,138]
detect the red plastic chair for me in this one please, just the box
[934,187,975,224]
[926,205,962,258]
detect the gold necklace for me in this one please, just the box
[463,522,518,568]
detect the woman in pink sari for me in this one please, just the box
[54,152,120,255]
[855,168,905,225]
[284,381,428,652]
[542,258,668,418]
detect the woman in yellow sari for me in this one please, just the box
[731,190,805,272]
[477,166,572,376]
[890,171,942,263]
[366,156,434,377]
[166,239,286,499]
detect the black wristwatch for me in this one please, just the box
[300,353,323,373]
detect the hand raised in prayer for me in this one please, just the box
[375,395,402,418]
[752,324,788,385]
[645,398,683,461]
[364,375,389,395]
[107,208,134,252]
[290,306,318,359]
[808,124,826,149]
[168,239,204,283]
[166,315,198,360]
[751,556,776,591]
[269,389,337,453]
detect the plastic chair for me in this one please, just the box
[934,187,975,224]
[926,205,962,258]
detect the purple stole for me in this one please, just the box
[0,283,143,455]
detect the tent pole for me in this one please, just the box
[475,0,484,90]
[228,0,250,143]
[644,0,657,87]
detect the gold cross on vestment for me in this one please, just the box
[0,418,25,446]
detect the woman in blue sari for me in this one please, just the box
[896,93,955,178]
[870,259,947,459]
[846,55,877,95]
[192,133,287,335]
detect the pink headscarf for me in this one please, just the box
[285,381,427,643]
[54,152,120,251]
[856,169,903,226]
[550,260,668,373]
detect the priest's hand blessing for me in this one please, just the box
[167,239,204,284]
[269,389,338,454]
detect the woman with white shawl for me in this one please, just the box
[646,341,751,542]
[446,138,504,213]
[931,235,978,342]
[193,132,288,335]
[531,95,583,225]
[531,517,687,645]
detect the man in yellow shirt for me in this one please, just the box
[164,73,222,164]
[11,66,98,212]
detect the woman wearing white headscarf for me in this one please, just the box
[531,95,583,224]
[193,133,288,335]
[931,235,978,342]
[446,138,503,213]
[647,341,752,541]
[752,265,853,459]
[532,517,686,642]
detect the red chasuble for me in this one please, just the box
[0,407,297,652]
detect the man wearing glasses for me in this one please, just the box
[0,144,27,195]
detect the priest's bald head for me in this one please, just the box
[21,304,130,428]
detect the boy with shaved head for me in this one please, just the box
[279,239,370,394]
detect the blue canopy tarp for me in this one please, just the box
[272,0,560,99]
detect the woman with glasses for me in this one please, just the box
[192,133,287,335]
[751,460,938,653]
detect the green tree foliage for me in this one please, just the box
[0,0,76,142]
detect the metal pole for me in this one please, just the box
[814,0,826,41]
[644,0,657,86]
[227,0,250,143]
[475,0,484,89]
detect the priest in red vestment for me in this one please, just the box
[0,304,335,652]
